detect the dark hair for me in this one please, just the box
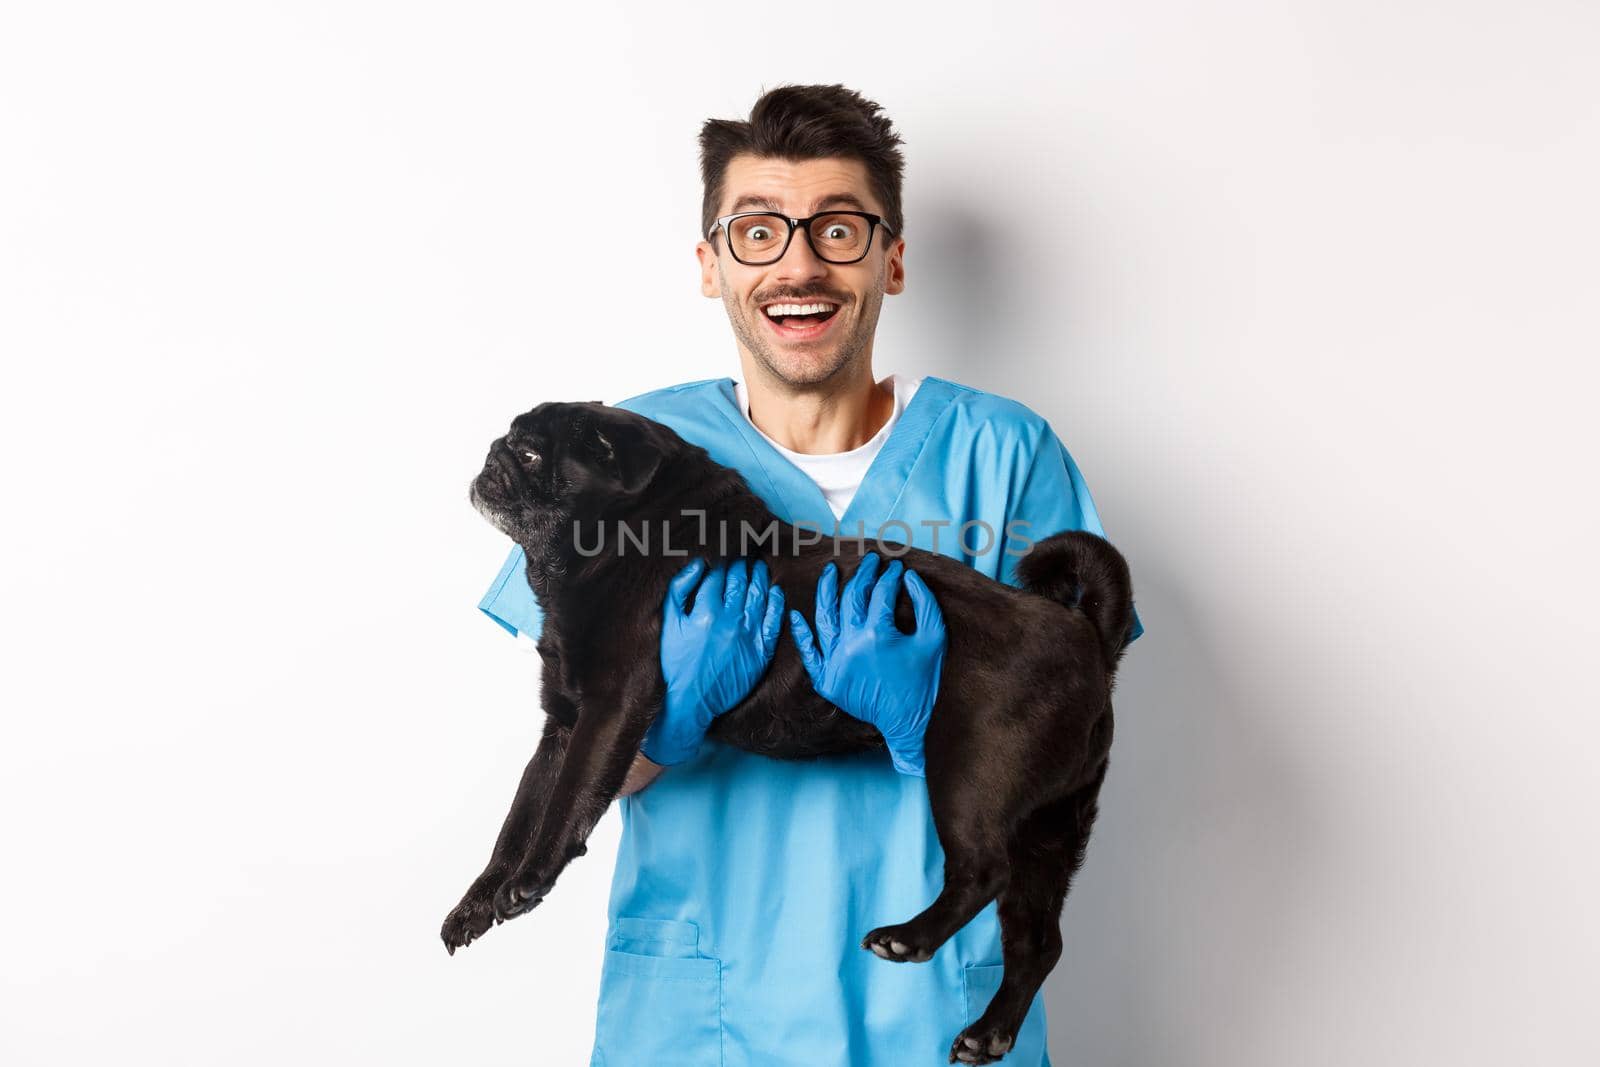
[699,83,907,246]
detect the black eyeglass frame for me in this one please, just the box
[706,210,895,266]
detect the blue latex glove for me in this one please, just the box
[787,552,948,777]
[643,557,785,766]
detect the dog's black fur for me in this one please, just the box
[442,401,1136,1065]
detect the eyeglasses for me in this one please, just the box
[706,210,894,266]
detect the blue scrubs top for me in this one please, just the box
[478,376,1144,1067]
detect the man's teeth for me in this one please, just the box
[764,302,837,318]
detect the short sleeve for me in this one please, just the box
[1000,428,1144,646]
[478,545,545,642]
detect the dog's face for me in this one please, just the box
[470,401,670,552]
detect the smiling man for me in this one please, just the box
[476,83,1143,1066]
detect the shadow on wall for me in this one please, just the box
[1039,559,1323,1066]
[895,196,1030,387]
[908,201,1325,1063]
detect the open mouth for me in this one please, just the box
[762,301,842,341]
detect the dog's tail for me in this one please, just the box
[1015,530,1135,673]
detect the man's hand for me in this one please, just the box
[642,558,785,767]
[787,552,948,777]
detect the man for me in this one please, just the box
[476,83,1144,1066]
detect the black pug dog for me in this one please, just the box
[442,400,1135,1065]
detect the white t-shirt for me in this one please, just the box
[733,374,924,521]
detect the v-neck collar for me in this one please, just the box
[707,375,960,532]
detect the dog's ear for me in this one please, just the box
[590,418,663,495]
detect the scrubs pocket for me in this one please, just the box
[589,918,722,1067]
[961,963,1048,1066]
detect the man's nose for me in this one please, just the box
[771,228,829,282]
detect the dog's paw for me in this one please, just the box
[491,870,550,922]
[948,1022,1016,1064]
[860,923,937,963]
[440,893,501,955]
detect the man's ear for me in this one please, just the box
[592,420,663,495]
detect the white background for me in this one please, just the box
[2,2,1596,1064]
